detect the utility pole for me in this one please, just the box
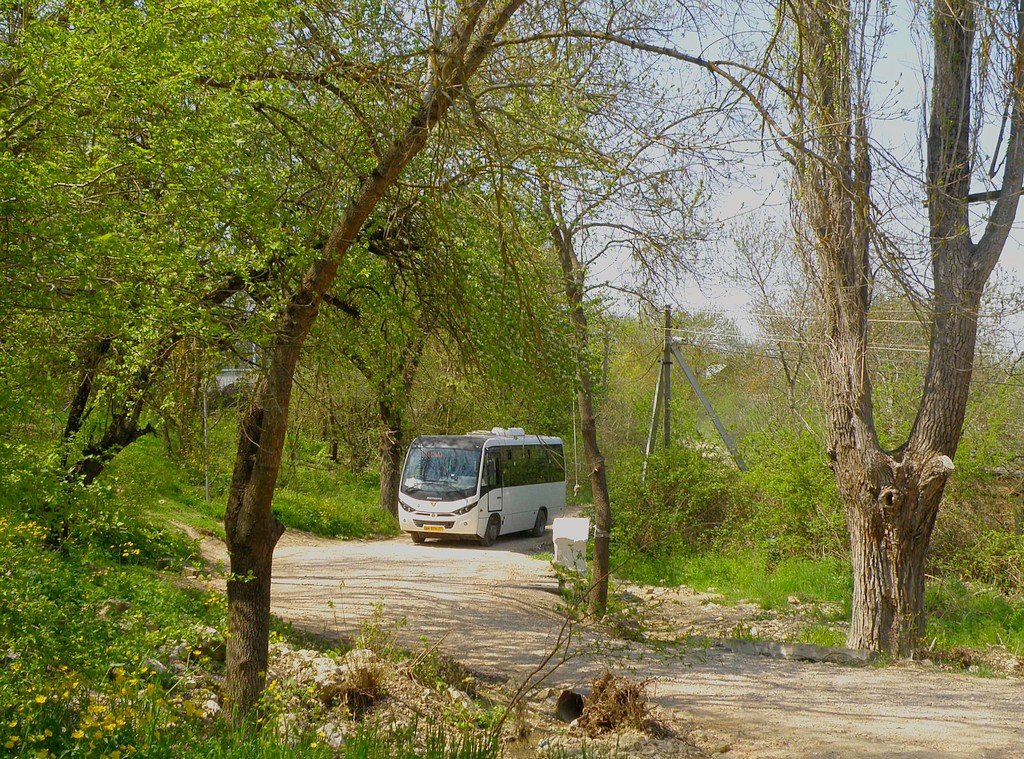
[662,306,672,448]
[669,341,748,472]
[641,310,748,476]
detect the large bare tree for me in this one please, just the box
[786,0,1024,653]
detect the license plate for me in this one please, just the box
[423,525,444,533]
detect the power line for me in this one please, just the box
[653,338,1024,391]
[666,326,934,355]
[664,324,1024,360]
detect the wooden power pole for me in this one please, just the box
[641,306,748,476]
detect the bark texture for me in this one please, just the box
[549,198,611,614]
[790,0,1024,653]
[378,421,403,519]
[222,0,526,718]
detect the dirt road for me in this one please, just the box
[203,529,1023,757]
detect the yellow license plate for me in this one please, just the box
[423,525,444,533]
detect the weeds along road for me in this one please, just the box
[201,529,1024,758]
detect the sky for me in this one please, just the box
[643,1,1024,349]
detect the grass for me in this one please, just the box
[0,506,224,757]
[104,429,399,541]
[924,578,1024,654]
[619,548,1024,657]
[796,624,846,648]
[620,549,852,612]
[183,721,497,758]
[0,466,492,758]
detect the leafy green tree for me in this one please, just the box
[1,0,304,539]
[218,0,529,717]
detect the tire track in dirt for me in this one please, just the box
[201,530,1024,757]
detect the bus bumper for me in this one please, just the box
[399,510,486,539]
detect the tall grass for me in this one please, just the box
[183,721,497,759]
[105,432,398,540]
[924,578,1024,653]
[0,497,491,758]
[622,548,1024,655]
[623,550,852,612]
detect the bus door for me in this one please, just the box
[481,449,503,513]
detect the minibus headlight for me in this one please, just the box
[451,500,479,516]
[399,499,416,513]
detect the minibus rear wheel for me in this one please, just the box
[530,508,547,537]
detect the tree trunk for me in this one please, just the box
[224,302,311,717]
[225,503,284,718]
[579,369,611,614]
[328,407,339,463]
[220,0,525,718]
[549,201,610,614]
[838,449,952,653]
[378,403,403,518]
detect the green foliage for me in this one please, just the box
[0,468,494,758]
[0,508,225,757]
[182,721,496,759]
[931,523,1024,594]
[76,493,198,569]
[339,722,497,759]
[796,624,847,648]
[927,464,1024,594]
[104,436,223,536]
[624,550,852,612]
[737,427,845,559]
[609,447,738,559]
[924,578,1024,653]
[0,442,65,530]
[106,431,399,541]
[273,466,398,539]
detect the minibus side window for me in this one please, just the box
[481,452,501,494]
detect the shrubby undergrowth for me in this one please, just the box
[0,507,222,757]
[106,433,399,541]
[609,447,735,558]
[609,429,844,565]
[0,467,497,758]
[607,428,1024,653]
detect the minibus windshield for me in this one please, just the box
[401,445,481,502]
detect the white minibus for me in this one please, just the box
[397,427,565,546]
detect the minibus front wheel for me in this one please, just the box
[480,515,501,547]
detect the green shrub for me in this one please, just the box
[609,446,738,558]
[925,577,1024,652]
[930,526,1024,594]
[0,508,226,758]
[272,466,398,539]
[622,549,852,611]
[105,434,399,541]
[74,485,198,568]
[736,427,845,559]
